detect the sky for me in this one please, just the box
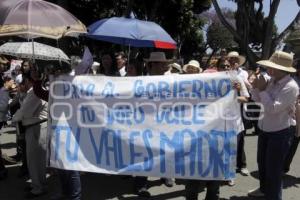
[214,0,299,33]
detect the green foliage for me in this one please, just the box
[212,0,287,63]
[47,0,211,59]
[231,0,280,54]
[207,21,236,51]
[286,29,300,43]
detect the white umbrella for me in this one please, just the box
[0,42,70,62]
[0,0,87,39]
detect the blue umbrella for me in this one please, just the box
[87,17,176,49]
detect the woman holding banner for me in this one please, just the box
[185,57,249,200]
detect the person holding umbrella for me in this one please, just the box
[115,51,127,77]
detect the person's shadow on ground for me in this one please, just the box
[81,174,189,200]
[1,142,17,149]
[229,196,256,200]
[117,190,186,200]
[283,174,300,189]
[249,170,259,180]
[250,170,300,189]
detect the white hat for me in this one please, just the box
[92,61,100,67]
[144,52,172,62]
[15,74,23,85]
[168,63,182,73]
[227,51,246,66]
[257,51,296,73]
[183,60,202,73]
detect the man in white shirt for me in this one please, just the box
[248,51,299,200]
[227,51,250,88]
[227,52,251,177]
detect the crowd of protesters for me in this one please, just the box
[0,48,299,200]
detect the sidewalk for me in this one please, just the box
[1,126,299,200]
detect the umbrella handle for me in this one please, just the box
[128,45,130,66]
[31,38,36,64]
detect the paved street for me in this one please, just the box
[1,125,299,200]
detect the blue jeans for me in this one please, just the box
[58,170,81,200]
[257,127,293,200]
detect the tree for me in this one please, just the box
[212,0,300,66]
[48,0,212,61]
[284,28,300,54]
[206,21,236,59]
[204,10,236,52]
[286,29,300,42]
[200,9,236,66]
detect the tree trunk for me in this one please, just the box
[148,0,160,21]
[212,0,241,41]
[212,0,259,66]
[262,0,280,59]
[125,0,134,17]
[236,1,250,58]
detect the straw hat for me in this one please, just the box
[257,51,296,73]
[227,51,246,66]
[183,60,202,73]
[144,52,171,62]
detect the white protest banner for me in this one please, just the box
[48,72,240,180]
